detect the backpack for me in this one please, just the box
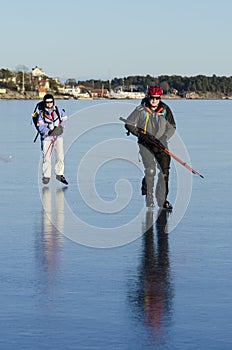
[32,101,62,142]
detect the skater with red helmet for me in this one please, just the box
[125,85,176,209]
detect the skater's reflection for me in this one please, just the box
[132,209,173,341]
[35,187,66,293]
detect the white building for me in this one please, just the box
[32,66,45,78]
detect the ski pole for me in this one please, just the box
[119,117,204,178]
[45,138,56,158]
[162,148,204,178]
[33,131,39,143]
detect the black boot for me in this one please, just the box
[42,177,50,185]
[163,200,173,210]
[56,175,68,185]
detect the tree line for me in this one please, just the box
[79,74,232,95]
[1,68,232,95]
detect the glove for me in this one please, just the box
[48,125,63,136]
[138,132,147,142]
[125,124,139,137]
[139,132,165,150]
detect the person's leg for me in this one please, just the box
[54,138,68,184]
[42,140,53,182]
[139,144,156,206]
[54,137,64,176]
[154,151,171,208]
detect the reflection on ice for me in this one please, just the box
[1,100,231,350]
[34,187,66,294]
[129,209,174,344]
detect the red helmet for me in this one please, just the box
[148,85,163,96]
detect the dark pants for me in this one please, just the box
[139,143,171,206]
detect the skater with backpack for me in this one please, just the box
[33,93,68,185]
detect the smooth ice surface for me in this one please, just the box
[0,99,231,350]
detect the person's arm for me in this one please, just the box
[125,106,141,136]
[58,107,68,127]
[165,106,176,140]
[158,106,176,147]
[48,107,67,136]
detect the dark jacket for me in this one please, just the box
[125,100,176,148]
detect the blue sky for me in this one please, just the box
[1,0,232,81]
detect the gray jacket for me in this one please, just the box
[125,100,176,148]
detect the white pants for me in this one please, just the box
[42,137,64,178]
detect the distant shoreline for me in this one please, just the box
[0,91,230,100]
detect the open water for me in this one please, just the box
[0,98,231,349]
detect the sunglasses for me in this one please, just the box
[149,96,161,100]
[45,100,54,103]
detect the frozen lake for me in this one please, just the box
[0,99,231,349]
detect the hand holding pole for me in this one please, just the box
[119,117,204,178]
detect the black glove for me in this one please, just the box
[138,131,147,143]
[125,123,139,137]
[139,132,165,150]
[48,125,63,136]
